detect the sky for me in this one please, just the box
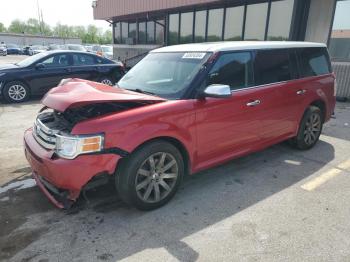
[333,0,350,30]
[0,0,110,30]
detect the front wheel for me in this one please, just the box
[289,106,323,150]
[116,141,184,210]
[3,81,30,103]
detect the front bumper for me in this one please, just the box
[24,129,121,208]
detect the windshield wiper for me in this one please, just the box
[126,88,156,96]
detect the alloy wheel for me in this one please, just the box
[303,112,321,145]
[135,152,179,203]
[8,84,27,101]
[101,79,113,86]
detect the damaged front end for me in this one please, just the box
[25,79,167,209]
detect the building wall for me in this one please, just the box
[304,0,336,44]
[0,33,82,46]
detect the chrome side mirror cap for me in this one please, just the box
[202,84,231,98]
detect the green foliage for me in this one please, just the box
[0,22,6,32]
[2,19,111,44]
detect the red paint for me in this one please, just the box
[25,73,335,208]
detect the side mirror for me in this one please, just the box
[202,84,231,98]
[35,63,45,70]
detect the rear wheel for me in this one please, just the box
[3,81,30,103]
[100,77,114,86]
[289,106,323,150]
[116,141,184,210]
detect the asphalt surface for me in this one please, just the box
[1,55,350,262]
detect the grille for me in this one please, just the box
[33,117,59,150]
[332,62,350,99]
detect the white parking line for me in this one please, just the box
[301,159,350,191]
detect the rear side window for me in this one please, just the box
[254,49,293,85]
[298,47,331,77]
[208,52,253,90]
[72,54,95,65]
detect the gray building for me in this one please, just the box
[0,32,81,46]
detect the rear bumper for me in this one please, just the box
[24,128,121,208]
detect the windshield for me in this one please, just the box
[118,52,210,99]
[16,52,48,67]
[102,46,112,53]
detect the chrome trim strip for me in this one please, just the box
[33,130,55,150]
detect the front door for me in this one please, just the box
[29,53,72,94]
[194,51,263,171]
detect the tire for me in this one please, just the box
[289,106,323,150]
[100,77,114,86]
[3,81,30,103]
[116,141,184,210]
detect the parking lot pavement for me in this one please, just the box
[1,99,350,262]
[0,55,28,64]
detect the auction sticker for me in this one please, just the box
[182,52,206,59]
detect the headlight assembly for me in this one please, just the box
[55,133,104,159]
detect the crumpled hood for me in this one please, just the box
[41,79,166,112]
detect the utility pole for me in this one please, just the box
[37,0,43,36]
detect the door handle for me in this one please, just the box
[296,89,307,95]
[246,100,261,107]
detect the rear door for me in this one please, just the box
[69,53,100,81]
[29,53,72,94]
[252,48,300,143]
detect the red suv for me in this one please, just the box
[24,42,336,210]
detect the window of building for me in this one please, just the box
[169,13,179,45]
[147,21,155,44]
[114,22,121,44]
[244,3,268,40]
[138,22,146,44]
[155,20,165,45]
[207,9,224,41]
[129,23,137,44]
[267,0,294,41]
[208,52,253,90]
[254,49,292,85]
[194,10,206,43]
[180,12,194,44]
[224,6,244,41]
[121,22,128,44]
[298,48,331,77]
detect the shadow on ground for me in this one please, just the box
[0,139,335,261]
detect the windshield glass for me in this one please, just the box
[118,52,210,99]
[16,52,48,67]
[102,46,112,52]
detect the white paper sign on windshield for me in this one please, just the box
[182,53,206,59]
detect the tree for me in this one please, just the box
[0,22,6,32]
[8,19,27,34]
[100,30,112,44]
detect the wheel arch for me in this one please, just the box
[119,136,192,176]
[309,99,326,123]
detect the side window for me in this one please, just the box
[298,47,331,77]
[254,49,292,85]
[41,54,70,67]
[208,52,253,90]
[73,54,95,66]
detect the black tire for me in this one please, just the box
[116,141,184,210]
[289,106,323,150]
[2,81,30,103]
[100,77,114,86]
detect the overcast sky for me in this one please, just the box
[1,0,110,30]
